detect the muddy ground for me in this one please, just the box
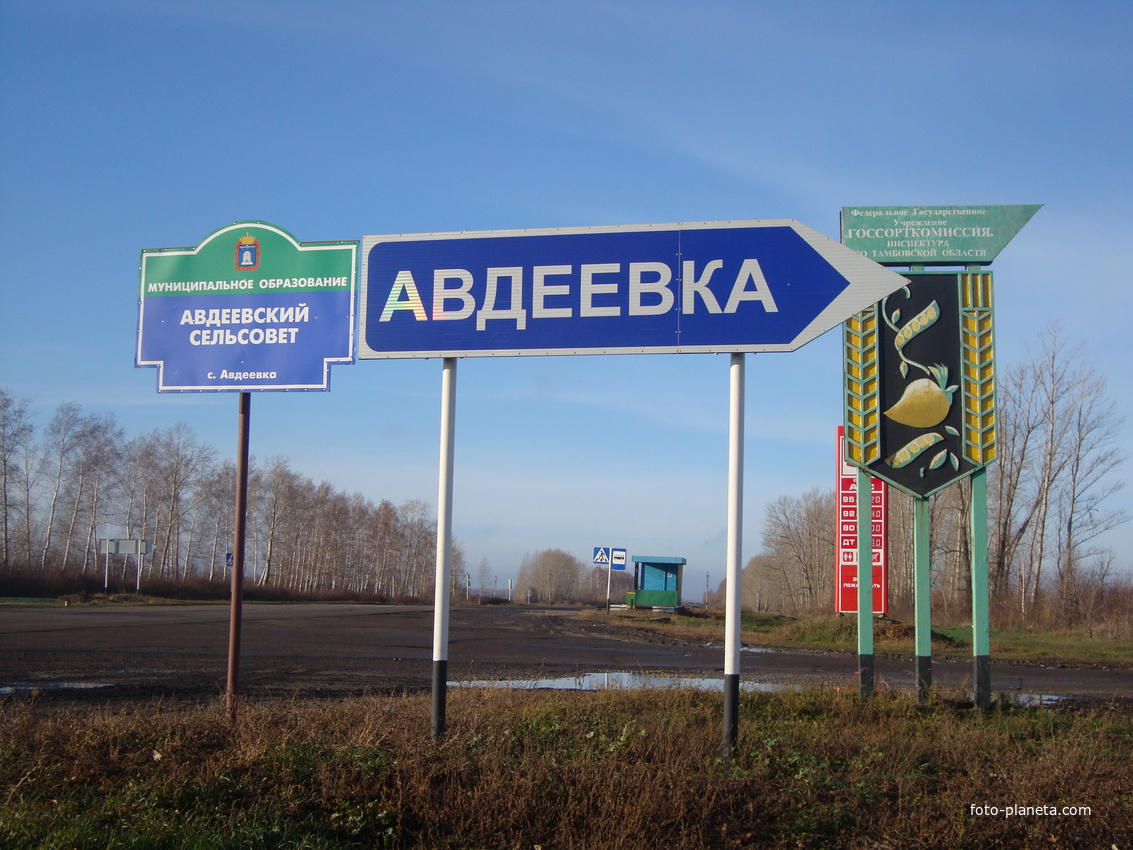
[2,603,1130,706]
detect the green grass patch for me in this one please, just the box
[988,627,1133,666]
[0,597,58,606]
[599,610,1132,667]
[53,592,216,606]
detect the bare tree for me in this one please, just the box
[59,413,124,574]
[0,389,35,573]
[449,539,466,600]
[342,492,378,594]
[252,456,299,587]
[1024,328,1075,613]
[743,553,796,613]
[0,388,456,600]
[396,499,436,597]
[759,488,835,613]
[196,458,235,582]
[119,433,161,586]
[989,325,1127,619]
[517,548,583,603]
[149,424,215,580]
[930,479,972,619]
[368,499,399,595]
[883,488,916,617]
[37,403,87,570]
[988,359,1045,599]
[477,555,492,601]
[13,418,43,569]
[1052,356,1127,619]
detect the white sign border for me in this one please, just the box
[137,222,357,392]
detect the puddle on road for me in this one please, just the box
[1001,692,1072,708]
[0,681,113,696]
[452,671,785,693]
[451,672,1080,708]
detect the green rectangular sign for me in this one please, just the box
[840,204,1040,266]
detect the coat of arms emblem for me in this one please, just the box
[235,233,260,271]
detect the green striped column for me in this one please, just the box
[970,467,991,709]
[913,496,932,702]
[857,467,874,697]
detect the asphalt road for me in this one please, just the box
[2,603,1130,705]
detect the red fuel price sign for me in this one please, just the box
[836,426,888,614]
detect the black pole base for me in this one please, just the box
[973,654,991,710]
[431,659,448,740]
[916,655,932,703]
[722,673,740,758]
[858,654,874,698]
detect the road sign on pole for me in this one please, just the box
[844,271,996,498]
[594,546,626,614]
[842,204,1037,711]
[137,222,356,392]
[388,218,911,746]
[98,539,153,555]
[841,204,1041,266]
[360,220,909,359]
[99,539,152,591]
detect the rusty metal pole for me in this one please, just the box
[226,392,251,722]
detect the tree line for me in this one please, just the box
[0,395,461,599]
[736,326,1130,633]
[4,326,1127,620]
[0,389,628,606]
[514,548,634,605]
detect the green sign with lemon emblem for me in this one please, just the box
[844,271,996,497]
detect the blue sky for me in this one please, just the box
[2,0,1131,590]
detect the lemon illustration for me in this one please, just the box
[884,378,951,428]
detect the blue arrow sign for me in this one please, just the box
[359,220,908,358]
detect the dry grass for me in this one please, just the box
[2,686,1131,848]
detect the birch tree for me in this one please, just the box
[1051,353,1126,618]
[759,489,835,613]
[37,404,86,570]
[0,390,35,573]
[991,325,1127,619]
[150,424,215,580]
[517,548,583,603]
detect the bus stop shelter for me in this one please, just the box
[629,555,685,609]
